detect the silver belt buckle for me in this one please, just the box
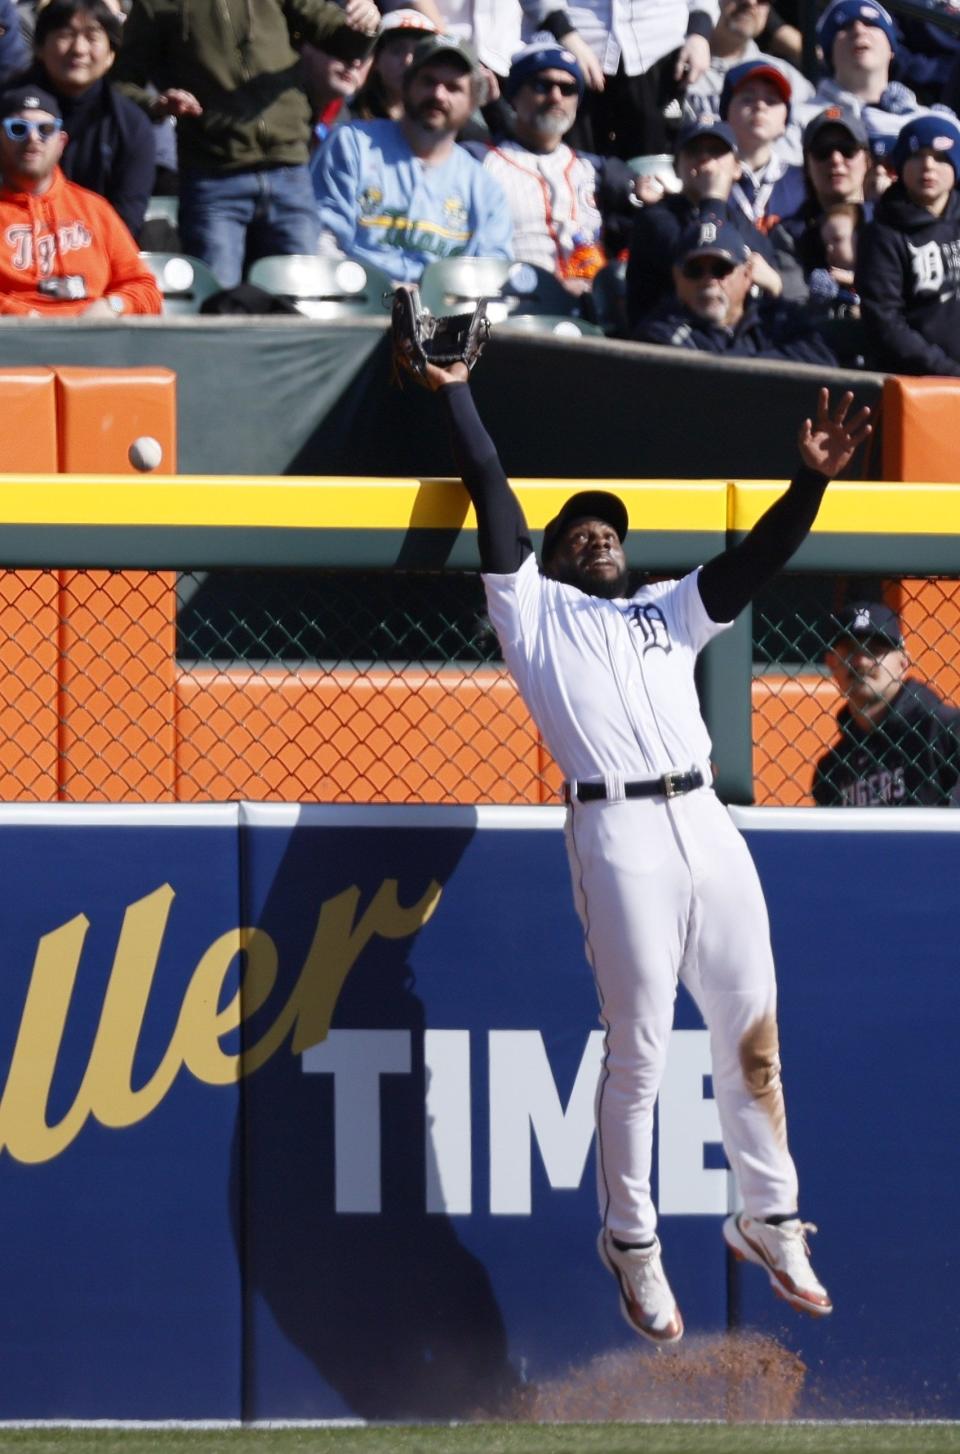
[661,770,685,798]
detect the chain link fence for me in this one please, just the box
[0,566,957,806]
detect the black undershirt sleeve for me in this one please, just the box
[697,465,830,623]
[440,382,534,575]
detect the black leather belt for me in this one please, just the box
[564,769,704,804]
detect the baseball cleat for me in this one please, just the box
[723,1213,833,1317]
[597,1229,684,1344]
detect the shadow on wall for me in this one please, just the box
[230,819,520,1419]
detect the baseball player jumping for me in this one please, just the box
[397,308,870,1342]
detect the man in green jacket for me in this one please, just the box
[114,0,378,287]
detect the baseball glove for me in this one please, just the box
[390,283,490,386]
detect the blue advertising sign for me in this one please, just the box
[0,803,956,1420]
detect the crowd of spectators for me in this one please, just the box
[0,0,958,370]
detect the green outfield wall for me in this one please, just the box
[0,318,884,478]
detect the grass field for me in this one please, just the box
[0,1426,958,1454]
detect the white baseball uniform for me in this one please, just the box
[483,552,799,1240]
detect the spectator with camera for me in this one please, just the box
[0,84,162,313]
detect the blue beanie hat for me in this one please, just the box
[891,113,960,178]
[505,44,585,102]
[816,0,897,74]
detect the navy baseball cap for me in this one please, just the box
[817,0,897,72]
[0,85,61,120]
[832,601,905,648]
[803,105,869,153]
[675,115,738,156]
[673,214,750,267]
[891,112,960,178]
[542,490,628,563]
[719,59,792,120]
[505,43,585,101]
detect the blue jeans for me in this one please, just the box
[178,164,320,288]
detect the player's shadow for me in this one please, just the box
[231,816,519,1419]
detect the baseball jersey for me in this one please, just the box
[483,552,729,782]
[480,140,603,277]
[311,119,513,282]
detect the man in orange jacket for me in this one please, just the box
[0,84,162,315]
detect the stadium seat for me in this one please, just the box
[140,252,222,314]
[246,255,394,318]
[495,313,604,337]
[419,257,576,320]
[143,195,179,226]
[590,259,628,336]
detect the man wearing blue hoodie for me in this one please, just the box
[856,113,960,375]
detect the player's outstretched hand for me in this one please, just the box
[421,360,470,391]
[797,388,872,478]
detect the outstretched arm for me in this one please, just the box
[698,390,872,623]
[416,360,534,575]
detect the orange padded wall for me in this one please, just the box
[0,371,60,799]
[55,367,178,801]
[881,375,960,483]
[880,375,960,711]
[54,366,176,473]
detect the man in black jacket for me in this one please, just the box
[634,212,837,362]
[22,0,156,239]
[857,112,960,375]
[813,600,960,806]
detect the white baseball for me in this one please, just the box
[129,436,163,471]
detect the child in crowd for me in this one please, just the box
[857,112,960,374]
[720,57,804,231]
[808,200,862,311]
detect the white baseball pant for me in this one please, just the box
[564,784,800,1242]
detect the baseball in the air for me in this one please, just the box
[129,435,163,472]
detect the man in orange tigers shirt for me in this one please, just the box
[0,84,162,315]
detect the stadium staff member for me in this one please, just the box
[0,85,162,315]
[814,600,960,806]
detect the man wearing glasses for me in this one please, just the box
[633,211,834,360]
[0,84,162,314]
[477,44,638,295]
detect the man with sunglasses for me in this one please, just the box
[477,45,639,292]
[769,108,870,303]
[0,84,161,313]
[633,212,835,360]
[814,601,960,806]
